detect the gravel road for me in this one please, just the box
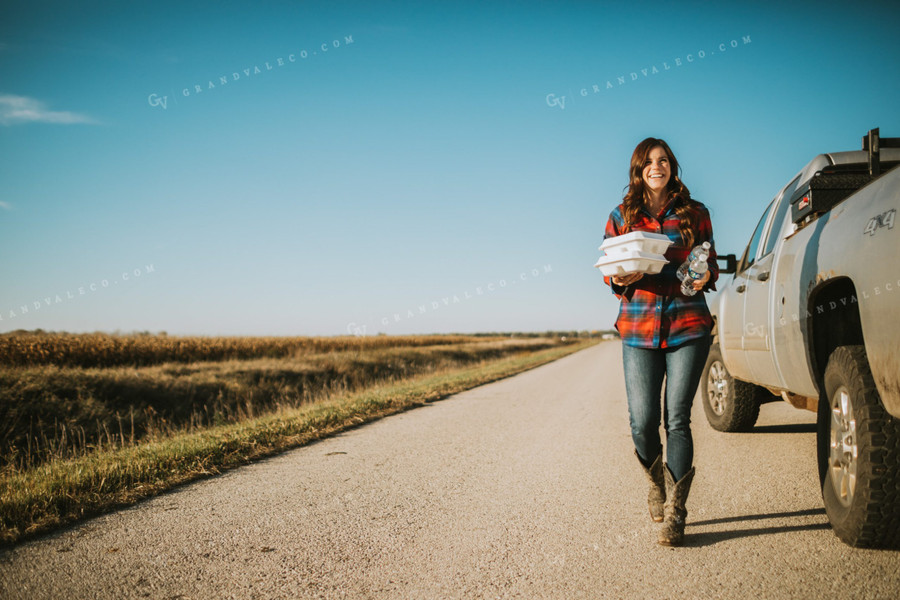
[2,341,899,599]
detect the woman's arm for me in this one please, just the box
[602,207,632,297]
[692,204,719,293]
[700,205,719,292]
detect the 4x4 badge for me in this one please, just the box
[864,208,896,236]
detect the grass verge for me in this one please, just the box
[0,339,598,547]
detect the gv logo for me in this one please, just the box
[147,93,168,110]
[743,321,765,337]
[545,94,566,110]
[346,322,367,336]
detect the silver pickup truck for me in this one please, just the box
[702,128,900,549]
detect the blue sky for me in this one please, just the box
[2,0,899,336]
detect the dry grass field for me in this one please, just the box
[0,331,599,546]
[1,333,562,469]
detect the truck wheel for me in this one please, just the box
[701,343,761,432]
[818,345,900,549]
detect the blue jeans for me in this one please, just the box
[622,336,710,481]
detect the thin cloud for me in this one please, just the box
[0,94,98,126]
[0,201,11,211]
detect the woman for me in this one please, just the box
[603,137,718,546]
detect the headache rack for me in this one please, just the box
[790,128,900,225]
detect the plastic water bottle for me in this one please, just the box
[676,242,711,282]
[680,255,709,296]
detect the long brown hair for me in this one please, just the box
[622,137,701,248]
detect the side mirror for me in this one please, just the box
[717,254,737,274]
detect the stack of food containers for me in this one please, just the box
[593,231,673,276]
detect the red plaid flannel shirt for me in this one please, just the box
[603,199,718,349]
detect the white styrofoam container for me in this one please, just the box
[593,250,668,276]
[599,231,673,257]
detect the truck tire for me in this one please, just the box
[818,345,900,549]
[701,343,761,432]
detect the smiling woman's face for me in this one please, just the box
[642,145,671,196]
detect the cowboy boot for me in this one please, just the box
[635,450,666,522]
[658,465,695,547]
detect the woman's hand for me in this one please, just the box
[611,272,644,287]
[692,270,711,291]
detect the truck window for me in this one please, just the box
[739,199,775,272]
[761,177,799,257]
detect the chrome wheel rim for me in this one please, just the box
[706,361,729,416]
[829,385,858,508]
